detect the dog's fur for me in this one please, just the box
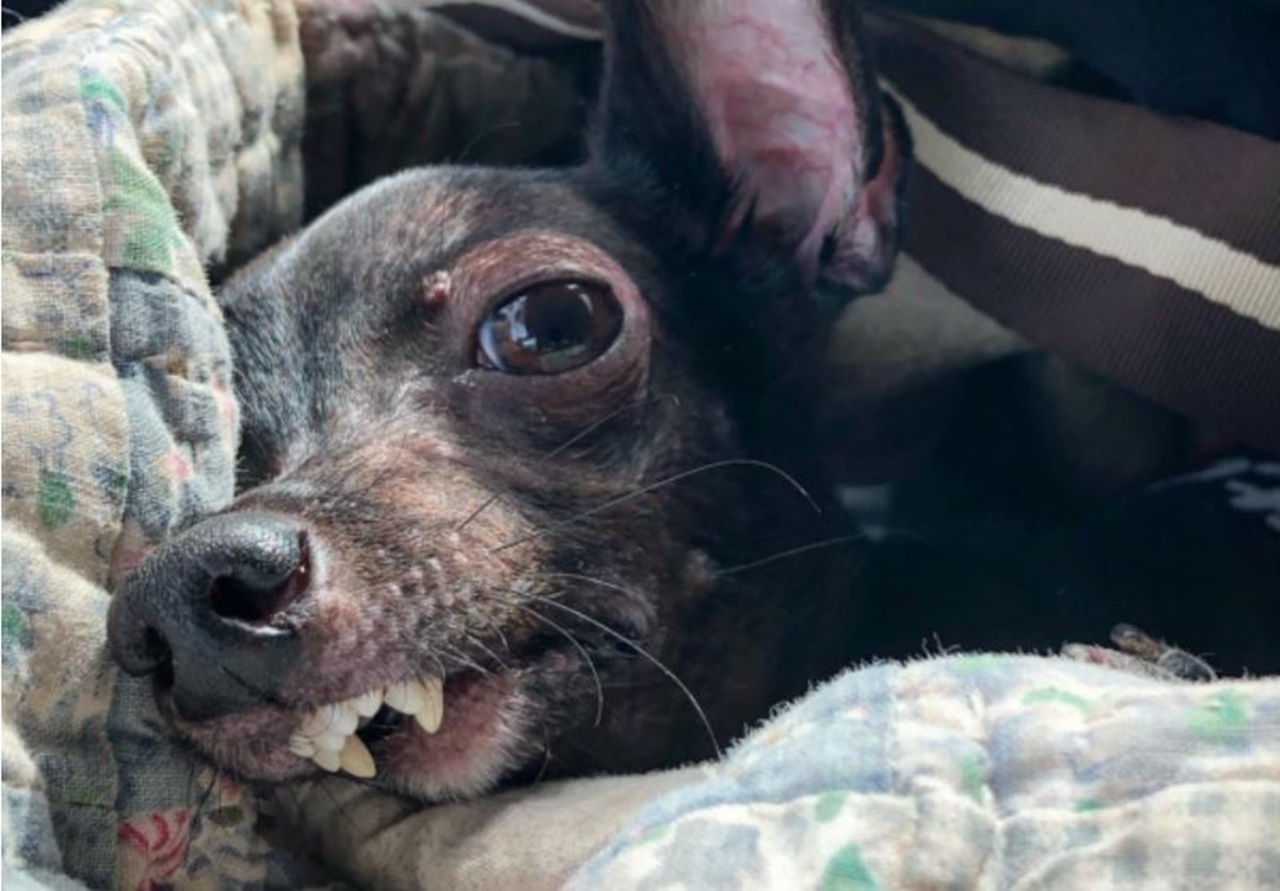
[109,0,912,800]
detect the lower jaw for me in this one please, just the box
[366,649,601,799]
[369,670,534,800]
[181,647,595,795]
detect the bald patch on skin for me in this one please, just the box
[225,442,547,713]
[330,173,491,269]
[186,142,870,794]
[454,230,636,290]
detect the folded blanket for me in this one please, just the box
[574,655,1280,889]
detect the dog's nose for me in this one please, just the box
[107,513,308,722]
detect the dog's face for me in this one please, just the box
[109,0,909,801]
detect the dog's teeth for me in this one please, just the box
[339,735,377,779]
[353,690,382,718]
[299,704,337,738]
[332,701,360,736]
[312,748,342,772]
[384,679,429,715]
[381,680,418,713]
[288,734,316,757]
[314,729,349,753]
[414,676,445,734]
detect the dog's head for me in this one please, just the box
[108,0,909,800]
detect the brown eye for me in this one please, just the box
[477,281,623,375]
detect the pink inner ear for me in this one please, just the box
[665,0,863,276]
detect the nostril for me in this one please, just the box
[208,531,310,624]
[145,628,176,689]
[108,590,176,678]
[208,574,292,623]
[142,627,170,663]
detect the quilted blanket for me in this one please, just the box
[1,1,584,887]
[3,1,1279,890]
[3,0,293,885]
[573,655,1280,889]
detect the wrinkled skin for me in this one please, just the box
[109,0,910,802]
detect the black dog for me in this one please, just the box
[109,0,911,799]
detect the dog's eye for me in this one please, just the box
[477,281,622,374]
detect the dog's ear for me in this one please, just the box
[592,0,909,300]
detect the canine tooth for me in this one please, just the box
[312,748,342,772]
[415,676,445,733]
[289,734,316,757]
[384,680,429,715]
[353,690,382,718]
[340,735,377,779]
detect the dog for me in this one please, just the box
[107,0,912,800]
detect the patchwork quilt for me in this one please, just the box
[3,2,1278,890]
[2,1,582,887]
[573,656,1280,890]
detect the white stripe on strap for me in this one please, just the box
[882,81,1280,332]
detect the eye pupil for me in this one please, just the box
[479,282,622,375]
[504,289,590,352]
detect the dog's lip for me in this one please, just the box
[290,641,585,790]
[283,674,446,774]
[274,630,589,780]
[168,601,638,789]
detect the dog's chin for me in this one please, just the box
[171,647,584,802]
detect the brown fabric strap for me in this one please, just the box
[432,0,602,51]
[868,14,1280,455]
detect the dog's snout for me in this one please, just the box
[108,513,308,722]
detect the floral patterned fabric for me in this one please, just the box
[3,0,304,886]
[2,0,584,887]
[573,655,1280,890]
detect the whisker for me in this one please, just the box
[532,742,554,786]
[540,571,635,600]
[454,120,524,165]
[490,623,513,656]
[428,654,449,679]
[529,593,723,759]
[529,709,555,788]
[462,631,513,673]
[454,493,503,535]
[712,533,868,577]
[456,393,677,534]
[437,643,490,677]
[491,458,819,554]
[514,602,606,728]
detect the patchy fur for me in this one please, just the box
[109,0,909,799]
